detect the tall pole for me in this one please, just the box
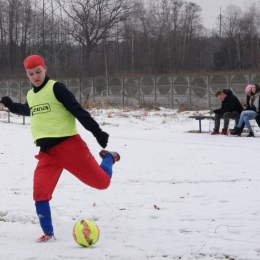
[32,0,67,77]
[42,0,45,53]
[219,7,222,38]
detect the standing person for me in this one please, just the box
[211,90,243,135]
[0,54,120,242]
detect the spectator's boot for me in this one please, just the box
[221,128,228,135]
[255,115,260,127]
[246,132,254,137]
[237,123,245,136]
[211,129,220,135]
[230,127,241,136]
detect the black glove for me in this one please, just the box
[0,96,13,110]
[91,127,109,148]
[95,131,109,148]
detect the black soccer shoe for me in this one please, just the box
[99,150,120,164]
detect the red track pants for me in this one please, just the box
[33,134,111,201]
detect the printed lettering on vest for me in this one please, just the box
[31,103,51,116]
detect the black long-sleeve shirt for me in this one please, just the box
[9,76,101,151]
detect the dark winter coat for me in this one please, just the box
[245,94,257,111]
[214,89,243,115]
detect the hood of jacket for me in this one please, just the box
[222,89,233,98]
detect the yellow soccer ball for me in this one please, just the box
[73,219,100,247]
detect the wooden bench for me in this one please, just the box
[189,115,214,133]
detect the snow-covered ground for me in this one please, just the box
[0,108,260,260]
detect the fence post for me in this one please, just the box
[171,76,174,109]
[19,80,22,103]
[154,76,156,107]
[188,76,191,106]
[92,77,95,104]
[138,77,140,107]
[79,78,82,105]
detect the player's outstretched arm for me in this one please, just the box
[0,96,30,116]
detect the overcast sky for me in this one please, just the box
[195,0,254,29]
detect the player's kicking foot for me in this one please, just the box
[36,234,56,243]
[99,150,120,164]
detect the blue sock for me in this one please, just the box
[100,155,113,178]
[35,200,54,236]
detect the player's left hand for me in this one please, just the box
[95,131,109,148]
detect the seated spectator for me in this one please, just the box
[231,84,260,134]
[231,84,260,137]
[211,90,243,135]
[244,84,260,111]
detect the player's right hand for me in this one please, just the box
[0,96,13,110]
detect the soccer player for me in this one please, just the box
[0,54,120,242]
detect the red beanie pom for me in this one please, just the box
[23,55,45,70]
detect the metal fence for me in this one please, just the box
[0,74,258,110]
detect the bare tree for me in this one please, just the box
[5,0,22,72]
[0,2,8,68]
[140,7,156,73]
[20,1,33,60]
[179,2,203,70]
[254,4,260,70]
[240,3,260,70]
[171,0,185,71]
[56,0,138,73]
[221,5,243,70]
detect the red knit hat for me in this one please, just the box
[23,55,45,70]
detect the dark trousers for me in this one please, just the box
[214,112,240,130]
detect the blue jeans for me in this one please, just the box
[237,110,258,132]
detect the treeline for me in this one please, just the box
[0,0,259,79]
